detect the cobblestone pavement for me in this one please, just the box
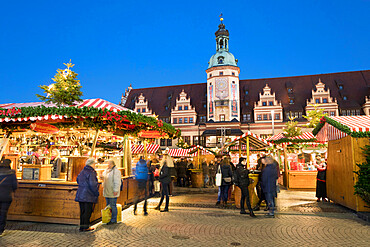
[1,189,369,247]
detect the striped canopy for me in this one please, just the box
[77,98,131,112]
[316,116,370,142]
[223,131,271,151]
[0,98,131,123]
[266,132,317,145]
[131,144,160,154]
[168,146,212,157]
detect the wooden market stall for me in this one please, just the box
[222,131,271,208]
[266,132,325,190]
[0,98,179,224]
[313,115,370,212]
[168,145,214,188]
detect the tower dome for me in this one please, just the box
[208,21,238,68]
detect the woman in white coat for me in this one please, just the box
[102,160,122,224]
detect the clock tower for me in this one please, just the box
[206,18,240,122]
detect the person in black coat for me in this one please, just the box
[0,159,18,236]
[155,161,171,212]
[233,158,256,217]
[261,156,278,217]
[177,158,187,187]
[220,159,233,206]
[75,158,99,232]
[316,161,327,202]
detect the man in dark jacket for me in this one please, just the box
[0,159,17,236]
[177,158,187,187]
[261,156,278,217]
[75,158,99,232]
[233,158,256,217]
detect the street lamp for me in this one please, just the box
[271,110,275,135]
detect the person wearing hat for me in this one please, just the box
[0,159,18,236]
[75,158,100,232]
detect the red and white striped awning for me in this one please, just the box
[266,133,285,141]
[131,144,160,154]
[168,148,192,157]
[77,98,131,112]
[316,116,370,142]
[0,99,132,123]
[187,146,212,156]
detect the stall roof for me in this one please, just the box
[266,132,317,145]
[223,131,271,151]
[314,116,370,142]
[77,98,132,112]
[131,144,160,154]
[168,146,212,157]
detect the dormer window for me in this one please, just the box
[184,105,188,110]
[315,99,320,103]
[288,88,293,93]
[178,106,182,110]
[323,98,328,103]
[165,106,169,110]
[269,101,273,106]
[290,99,294,104]
[218,57,224,64]
[137,109,141,113]
[142,108,146,113]
[343,96,347,100]
[262,102,267,106]
[203,104,206,108]
[245,102,249,106]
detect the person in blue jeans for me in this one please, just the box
[102,160,122,224]
[133,156,149,215]
[220,159,233,207]
[261,156,278,218]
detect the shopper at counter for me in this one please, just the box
[75,158,100,232]
[102,160,122,224]
[51,149,62,179]
[0,159,18,236]
[261,156,278,218]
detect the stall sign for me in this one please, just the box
[30,123,59,134]
[138,130,165,139]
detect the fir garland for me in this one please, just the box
[312,116,370,138]
[0,106,180,138]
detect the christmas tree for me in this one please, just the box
[283,115,302,138]
[303,104,328,128]
[37,61,83,106]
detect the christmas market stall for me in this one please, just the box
[313,116,370,212]
[266,132,325,190]
[0,99,179,224]
[222,131,271,208]
[168,145,214,188]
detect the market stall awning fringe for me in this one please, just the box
[77,98,132,112]
[267,132,317,145]
[314,116,370,142]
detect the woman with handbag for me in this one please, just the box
[220,159,233,207]
[0,159,18,236]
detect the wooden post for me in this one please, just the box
[197,146,200,169]
[143,140,147,160]
[246,136,250,169]
[90,129,99,158]
[239,140,242,159]
[283,146,289,188]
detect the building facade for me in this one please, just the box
[121,21,370,148]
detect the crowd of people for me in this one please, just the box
[0,152,328,234]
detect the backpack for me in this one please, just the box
[135,159,148,180]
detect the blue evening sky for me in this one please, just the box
[0,0,369,104]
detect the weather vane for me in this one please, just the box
[219,13,223,23]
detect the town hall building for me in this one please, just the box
[121,20,370,149]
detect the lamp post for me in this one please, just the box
[271,110,275,135]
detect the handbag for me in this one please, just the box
[215,165,222,186]
[223,177,232,183]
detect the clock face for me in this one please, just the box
[215,78,229,99]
